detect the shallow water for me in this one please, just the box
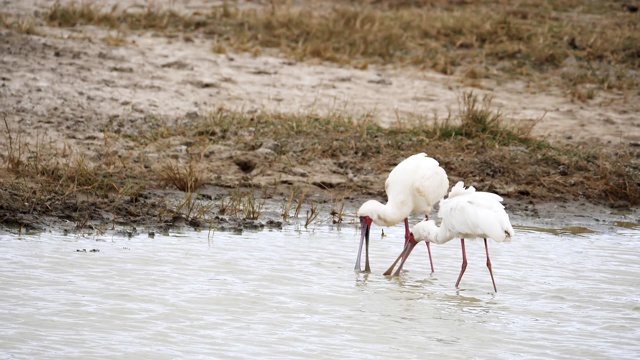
[1,219,639,359]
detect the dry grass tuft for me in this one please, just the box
[0,13,40,35]
[45,1,196,31]
[160,161,205,193]
[216,189,265,220]
[431,92,544,148]
[174,192,216,223]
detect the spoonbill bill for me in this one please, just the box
[385,181,514,292]
[354,153,449,274]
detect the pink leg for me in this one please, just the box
[425,242,434,273]
[424,214,434,273]
[485,238,497,292]
[403,218,410,245]
[398,217,435,274]
[363,238,371,273]
[393,238,418,276]
[384,240,410,276]
[455,239,468,288]
[397,218,411,272]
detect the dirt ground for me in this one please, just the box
[1,0,639,233]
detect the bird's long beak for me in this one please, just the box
[384,233,418,276]
[355,216,372,272]
[395,236,418,276]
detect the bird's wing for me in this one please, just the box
[472,204,512,242]
[384,174,391,195]
[412,162,449,210]
[439,199,479,238]
[471,191,504,205]
[437,181,471,218]
[385,154,420,196]
[440,195,512,241]
[384,154,447,213]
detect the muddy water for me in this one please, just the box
[1,220,639,359]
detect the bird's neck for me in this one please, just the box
[371,202,408,227]
[429,223,456,244]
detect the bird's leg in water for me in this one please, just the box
[355,217,372,273]
[354,239,364,272]
[403,218,411,246]
[424,215,434,273]
[398,217,434,274]
[485,238,497,292]
[425,242,434,273]
[364,230,371,273]
[392,234,419,276]
[397,218,411,272]
[455,239,468,288]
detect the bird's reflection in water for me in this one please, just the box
[354,272,370,288]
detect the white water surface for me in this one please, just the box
[1,220,639,359]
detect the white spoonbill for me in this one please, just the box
[386,181,514,292]
[354,153,449,274]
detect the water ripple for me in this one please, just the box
[1,224,639,359]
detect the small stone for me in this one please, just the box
[559,165,569,176]
[287,167,309,177]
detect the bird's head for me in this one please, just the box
[411,220,439,243]
[357,200,388,226]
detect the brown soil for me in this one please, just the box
[1,1,639,233]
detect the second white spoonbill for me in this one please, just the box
[386,181,514,292]
[354,153,449,274]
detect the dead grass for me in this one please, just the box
[0,12,40,35]
[160,160,205,193]
[215,189,265,220]
[0,119,148,228]
[330,193,347,224]
[45,1,194,31]
[1,98,638,230]
[174,192,215,223]
[41,1,640,91]
[192,92,639,205]
[431,92,545,149]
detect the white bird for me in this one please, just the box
[386,181,514,292]
[354,153,449,274]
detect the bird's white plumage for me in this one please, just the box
[357,153,449,226]
[412,181,514,244]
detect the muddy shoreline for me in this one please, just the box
[2,180,638,235]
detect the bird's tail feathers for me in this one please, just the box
[448,181,474,198]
